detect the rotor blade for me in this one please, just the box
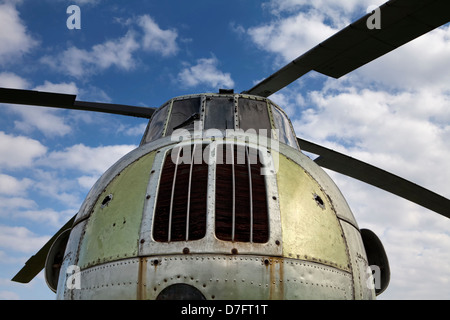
[0,87,156,119]
[297,137,450,219]
[245,0,450,97]
[11,215,76,284]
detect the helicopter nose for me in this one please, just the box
[156,283,206,300]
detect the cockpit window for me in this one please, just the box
[271,103,298,149]
[141,94,299,151]
[238,98,271,137]
[203,96,235,130]
[141,103,169,145]
[165,98,201,136]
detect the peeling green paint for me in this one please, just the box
[78,151,156,268]
[277,154,350,272]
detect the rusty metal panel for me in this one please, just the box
[340,221,376,300]
[56,219,87,300]
[279,142,359,227]
[139,254,353,300]
[77,151,156,269]
[76,258,140,300]
[276,152,351,272]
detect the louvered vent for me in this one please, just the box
[153,144,208,242]
[215,144,269,243]
[153,143,269,244]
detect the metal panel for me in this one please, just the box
[77,151,156,269]
[76,258,140,300]
[340,221,376,300]
[139,254,353,300]
[56,220,88,300]
[276,152,351,272]
[279,142,359,227]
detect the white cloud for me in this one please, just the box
[0,174,32,196]
[178,56,235,89]
[265,0,385,18]
[0,290,19,300]
[41,143,136,175]
[77,175,99,190]
[138,15,179,57]
[41,14,179,78]
[12,107,73,137]
[41,31,140,78]
[117,122,147,137]
[0,225,49,254]
[13,81,79,137]
[33,81,78,95]
[0,72,29,89]
[0,196,36,211]
[0,132,47,169]
[246,0,384,65]
[0,2,38,64]
[91,31,140,70]
[295,84,450,196]
[247,10,338,63]
[0,78,80,137]
[351,25,450,91]
[15,208,73,228]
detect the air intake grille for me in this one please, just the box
[153,144,208,242]
[153,143,269,244]
[215,144,269,243]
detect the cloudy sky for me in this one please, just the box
[0,0,449,300]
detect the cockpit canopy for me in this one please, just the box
[141,93,299,150]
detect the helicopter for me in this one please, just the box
[2,0,450,299]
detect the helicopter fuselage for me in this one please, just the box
[50,93,377,299]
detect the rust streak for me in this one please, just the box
[268,257,284,300]
[137,257,147,300]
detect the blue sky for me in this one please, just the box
[0,0,449,300]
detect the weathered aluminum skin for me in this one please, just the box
[67,255,353,300]
[56,94,375,300]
